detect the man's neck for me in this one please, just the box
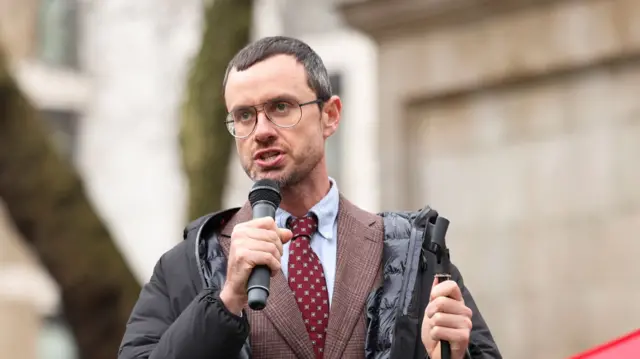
[279,176,331,218]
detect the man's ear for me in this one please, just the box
[322,95,342,139]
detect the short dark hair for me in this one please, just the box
[223,36,332,101]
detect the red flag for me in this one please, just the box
[569,329,640,359]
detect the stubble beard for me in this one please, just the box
[243,149,321,190]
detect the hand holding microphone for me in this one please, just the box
[219,179,292,315]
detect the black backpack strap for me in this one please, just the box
[389,206,440,359]
[409,214,440,359]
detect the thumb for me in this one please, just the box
[429,277,438,301]
[277,228,293,244]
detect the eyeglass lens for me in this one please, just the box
[226,100,302,137]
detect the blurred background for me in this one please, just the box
[0,0,638,358]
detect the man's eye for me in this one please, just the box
[236,111,253,121]
[275,102,289,111]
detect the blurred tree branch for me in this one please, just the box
[0,48,140,359]
[180,0,253,219]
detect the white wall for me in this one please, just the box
[78,0,203,283]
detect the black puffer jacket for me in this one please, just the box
[369,208,499,359]
[119,206,501,359]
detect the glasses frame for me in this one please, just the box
[224,98,324,139]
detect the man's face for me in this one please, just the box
[224,54,340,187]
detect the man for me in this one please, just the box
[118,36,501,359]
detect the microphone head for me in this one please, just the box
[249,179,282,208]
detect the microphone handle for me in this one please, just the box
[247,201,277,311]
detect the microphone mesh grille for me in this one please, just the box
[249,179,281,207]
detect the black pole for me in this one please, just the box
[428,216,451,359]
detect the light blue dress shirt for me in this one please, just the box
[276,177,339,307]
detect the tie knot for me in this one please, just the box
[286,214,319,239]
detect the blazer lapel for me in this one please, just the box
[324,196,384,359]
[219,202,315,359]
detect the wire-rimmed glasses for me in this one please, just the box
[225,98,323,138]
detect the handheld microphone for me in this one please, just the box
[246,179,282,310]
[429,216,452,359]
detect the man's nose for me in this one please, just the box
[253,112,277,142]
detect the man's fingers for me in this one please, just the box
[235,247,281,275]
[430,279,463,301]
[429,327,470,347]
[233,227,282,245]
[426,296,473,319]
[429,312,473,330]
[235,239,281,260]
[277,227,293,244]
[237,216,278,231]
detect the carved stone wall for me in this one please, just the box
[340,0,640,357]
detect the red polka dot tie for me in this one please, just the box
[286,214,330,358]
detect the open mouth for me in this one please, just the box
[257,150,281,161]
[254,149,284,167]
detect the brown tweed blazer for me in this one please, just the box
[219,195,384,359]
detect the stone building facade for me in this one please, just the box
[340,0,640,358]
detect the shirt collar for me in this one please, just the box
[276,177,339,240]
